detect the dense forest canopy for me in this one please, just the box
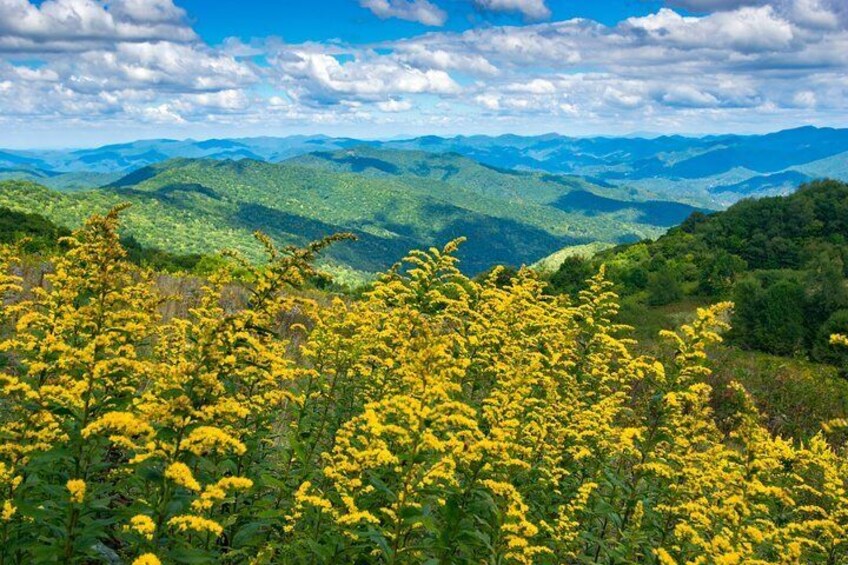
[0,150,703,280]
[548,180,848,367]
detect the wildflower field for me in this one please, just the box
[0,209,846,564]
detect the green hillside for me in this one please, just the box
[0,153,705,276]
[548,179,848,366]
[286,146,685,209]
[0,204,205,272]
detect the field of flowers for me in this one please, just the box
[0,208,846,564]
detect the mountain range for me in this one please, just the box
[0,126,844,278]
[3,126,847,207]
[0,149,706,277]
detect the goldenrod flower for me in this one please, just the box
[0,215,846,564]
[191,477,253,512]
[1,500,15,522]
[164,462,201,492]
[131,554,161,565]
[179,426,246,457]
[126,514,156,541]
[66,479,86,504]
[168,515,224,537]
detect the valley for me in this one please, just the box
[2,126,846,280]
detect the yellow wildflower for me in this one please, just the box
[126,514,156,541]
[66,479,86,504]
[179,426,246,457]
[191,476,253,511]
[164,462,201,492]
[1,500,15,522]
[131,554,161,565]
[168,515,224,537]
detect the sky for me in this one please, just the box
[0,0,847,148]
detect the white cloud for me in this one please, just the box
[359,0,447,26]
[396,45,499,75]
[793,90,817,107]
[65,41,256,92]
[789,0,843,29]
[666,0,848,29]
[660,85,720,107]
[181,89,250,111]
[0,0,196,52]
[475,93,501,110]
[108,0,186,23]
[505,78,556,94]
[604,86,645,109]
[666,0,763,11]
[377,98,413,112]
[1,0,848,141]
[473,0,551,21]
[0,1,256,132]
[137,102,185,123]
[273,50,460,104]
[624,7,794,53]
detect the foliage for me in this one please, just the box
[814,310,848,373]
[0,148,683,278]
[730,275,808,356]
[546,255,594,297]
[0,205,70,254]
[0,211,847,564]
[646,265,684,307]
[0,205,206,273]
[560,179,848,363]
[706,345,848,441]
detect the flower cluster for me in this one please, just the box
[0,211,845,563]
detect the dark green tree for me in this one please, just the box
[646,265,683,306]
[731,276,806,356]
[812,309,848,374]
[698,251,747,297]
[548,256,593,296]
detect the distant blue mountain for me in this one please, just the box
[1,126,845,207]
[710,171,812,195]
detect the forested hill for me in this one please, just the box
[654,179,848,271]
[3,126,848,207]
[0,205,206,272]
[550,179,848,365]
[0,153,705,278]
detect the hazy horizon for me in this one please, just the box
[2,123,842,153]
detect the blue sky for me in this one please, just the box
[176,1,669,44]
[0,0,846,147]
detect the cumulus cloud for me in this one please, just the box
[1,0,847,140]
[0,0,196,52]
[660,85,720,107]
[359,0,447,26]
[623,7,794,53]
[0,0,256,134]
[272,49,460,105]
[793,90,817,107]
[473,0,551,21]
[62,42,256,93]
[377,98,414,112]
[665,0,764,11]
[789,0,847,29]
[395,45,499,75]
[666,0,848,29]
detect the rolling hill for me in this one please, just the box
[2,126,846,208]
[551,179,848,364]
[0,150,705,277]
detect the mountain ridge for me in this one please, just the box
[0,151,706,277]
[2,126,844,208]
